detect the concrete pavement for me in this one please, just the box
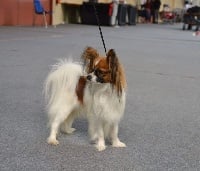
[0,23,200,171]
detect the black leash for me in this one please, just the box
[92,2,107,54]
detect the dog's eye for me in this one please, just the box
[94,69,102,75]
[90,69,95,73]
[95,69,110,76]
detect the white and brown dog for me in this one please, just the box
[44,47,127,151]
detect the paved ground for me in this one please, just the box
[0,23,200,171]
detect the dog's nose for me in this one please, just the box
[87,75,92,81]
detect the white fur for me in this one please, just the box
[44,60,126,151]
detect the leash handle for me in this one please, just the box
[92,2,107,55]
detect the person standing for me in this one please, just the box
[110,0,119,26]
[151,0,161,23]
[144,0,152,23]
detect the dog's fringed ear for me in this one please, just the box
[81,47,99,73]
[106,49,122,96]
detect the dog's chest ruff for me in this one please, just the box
[76,76,87,104]
[92,85,126,122]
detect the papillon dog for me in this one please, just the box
[44,47,127,151]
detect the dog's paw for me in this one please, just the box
[47,137,59,145]
[95,144,106,151]
[61,127,76,134]
[112,141,126,148]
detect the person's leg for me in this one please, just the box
[152,9,155,23]
[155,9,159,23]
[147,9,151,23]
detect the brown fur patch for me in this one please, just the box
[106,49,127,96]
[76,76,87,104]
[81,47,99,73]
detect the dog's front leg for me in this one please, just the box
[110,123,126,148]
[88,119,97,143]
[93,123,106,151]
[88,116,106,151]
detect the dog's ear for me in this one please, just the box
[81,47,99,73]
[106,49,122,96]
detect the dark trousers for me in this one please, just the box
[152,9,159,23]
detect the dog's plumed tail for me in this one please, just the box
[44,60,83,125]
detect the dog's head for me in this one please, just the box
[82,47,126,96]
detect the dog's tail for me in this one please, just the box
[44,60,83,113]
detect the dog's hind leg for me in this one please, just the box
[60,111,77,134]
[110,123,126,148]
[47,107,74,145]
